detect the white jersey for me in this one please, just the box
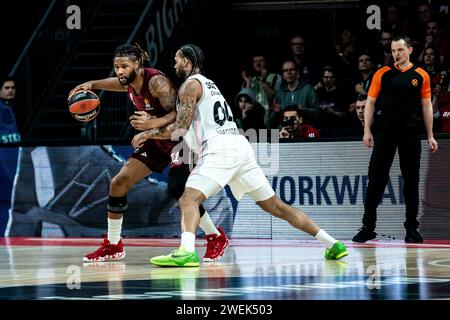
[178,74,239,153]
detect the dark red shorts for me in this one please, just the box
[130,139,177,173]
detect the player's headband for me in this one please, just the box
[180,44,204,69]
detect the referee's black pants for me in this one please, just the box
[362,133,422,231]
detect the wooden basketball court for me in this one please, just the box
[1,237,450,301]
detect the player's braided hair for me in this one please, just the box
[179,44,204,76]
[114,43,149,68]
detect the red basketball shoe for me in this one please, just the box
[83,238,126,262]
[203,226,230,262]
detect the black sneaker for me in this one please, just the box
[352,227,377,243]
[404,229,423,243]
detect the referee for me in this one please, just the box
[353,35,438,243]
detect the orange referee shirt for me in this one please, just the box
[368,63,431,135]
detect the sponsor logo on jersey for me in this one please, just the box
[144,98,153,111]
[205,81,218,90]
[411,79,418,86]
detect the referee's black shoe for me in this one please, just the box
[405,229,423,243]
[352,227,377,243]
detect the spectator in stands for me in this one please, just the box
[432,70,450,133]
[420,20,449,65]
[382,2,410,36]
[418,2,434,25]
[354,53,375,96]
[234,88,267,132]
[411,2,434,43]
[274,60,319,127]
[0,76,21,144]
[344,93,367,138]
[288,34,316,82]
[374,30,394,68]
[355,93,366,127]
[314,65,352,137]
[278,105,319,139]
[241,53,282,128]
[335,27,357,74]
[419,46,443,96]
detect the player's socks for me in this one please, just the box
[199,211,221,236]
[315,229,337,249]
[181,231,196,252]
[108,217,123,245]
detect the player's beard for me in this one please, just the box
[118,69,137,85]
[176,67,187,80]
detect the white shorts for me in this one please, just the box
[186,135,275,201]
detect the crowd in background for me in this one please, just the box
[232,1,450,139]
[2,1,450,144]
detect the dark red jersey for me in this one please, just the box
[127,68,168,118]
[126,68,177,173]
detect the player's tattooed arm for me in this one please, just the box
[171,79,200,130]
[149,75,177,112]
[134,79,200,143]
[129,75,177,130]
[161,79,199,139]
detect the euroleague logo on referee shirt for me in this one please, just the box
[411,79,419,86]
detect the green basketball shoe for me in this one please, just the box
[150,246,200,267]
[325,241,349,260]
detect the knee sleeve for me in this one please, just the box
[199,205,205,217]
[107,196,128,213]
[168,165,205,217]
[168,165,190,200]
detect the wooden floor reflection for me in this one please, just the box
[1,238,450,300]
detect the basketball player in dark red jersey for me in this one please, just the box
[68,44,229,262]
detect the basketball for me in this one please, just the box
[68,90,100,122]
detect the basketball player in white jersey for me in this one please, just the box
[132,44,349,267]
